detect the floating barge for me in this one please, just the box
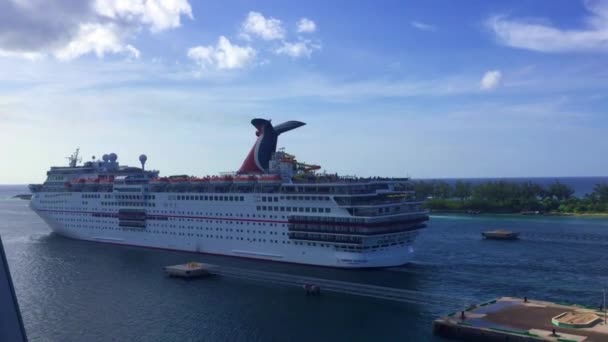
[164,262,218,278]
[482,230,520,240]
[433,297,608,341]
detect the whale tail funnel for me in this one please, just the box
[238,118,305,173]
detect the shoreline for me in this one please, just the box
[430,210,608,218]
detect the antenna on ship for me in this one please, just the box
[67,148,82,168]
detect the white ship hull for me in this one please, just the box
[30,192,422,268]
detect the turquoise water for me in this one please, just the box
[2,185,608,341]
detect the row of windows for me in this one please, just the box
[54,217,413,253]
[262,195,331,202]
[114,194,156,200]
[40,193,71,198]
[113,187,142,192]
[82,194,101,199]
[101,202,156,207]
[257,206,331,213]
[39,200,67,204]
[174,195,245,202]
[44,209,287,222]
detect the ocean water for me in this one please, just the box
[2,184,608,341]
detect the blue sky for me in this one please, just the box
[1,0,608,183]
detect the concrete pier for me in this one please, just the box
[433,297,608,341]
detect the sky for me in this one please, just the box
[1,0,608,184]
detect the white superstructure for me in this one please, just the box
[29,119,428,268]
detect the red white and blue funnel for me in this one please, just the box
[238,118,305,173]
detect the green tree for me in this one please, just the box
[453,181,472,201]
[432,181,452,199]
[413,181,434,200]
[548,181,574,201]
[590,183,608,203]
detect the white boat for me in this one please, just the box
[29,118,429,268]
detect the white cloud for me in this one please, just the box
[241,11,285,40]
[0,49,45,61]
[297,18,316,33]
[410,21,435,32]
[54,23,128,61]
[0,0,192,61]
[125,44,141,59]
[275,40,320,58]
[487,1,608,53]
[480,70,502,90]
[94,0,193,32]
[187,36,256,70]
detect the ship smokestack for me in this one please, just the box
[238,118,305,173]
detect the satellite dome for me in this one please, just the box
[102,154,109,162]
[139,154,148,170]
[109,153,117,162]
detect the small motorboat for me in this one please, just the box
[482,230,520,240]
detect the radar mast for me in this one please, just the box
[67,148,82,168]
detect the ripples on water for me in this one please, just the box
[2,187,608,341]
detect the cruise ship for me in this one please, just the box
[29,119,428,268]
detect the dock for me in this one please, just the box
[433,297,608,341]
